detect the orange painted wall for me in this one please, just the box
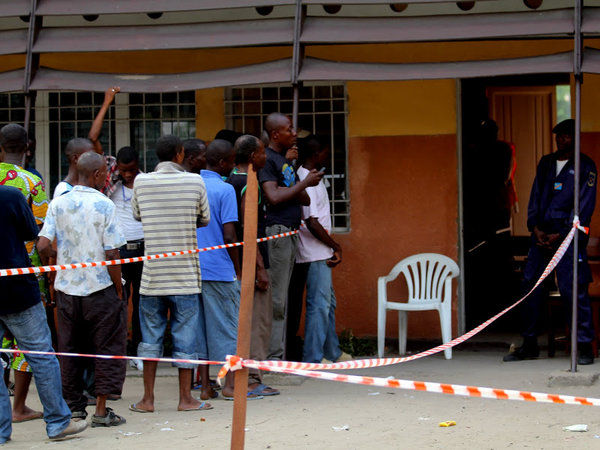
[332,135,458,338]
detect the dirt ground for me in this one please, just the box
[9,347,600,449]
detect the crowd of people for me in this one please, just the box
[0,87,351,443]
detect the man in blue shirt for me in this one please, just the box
[0,185,87,442]
[196,139,247,399]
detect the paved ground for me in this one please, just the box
[8,342,600,449]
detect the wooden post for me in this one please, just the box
[230,164,259,450]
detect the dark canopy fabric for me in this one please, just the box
[299,52,574,81]
[0,50,585,93]
[302,9,574,43]
[0,29,27,56]
[35,0,295,15]
[28,59,292,93]
[33,19,294,53]
[0,70,25,92]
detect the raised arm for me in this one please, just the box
[88,86,120,155]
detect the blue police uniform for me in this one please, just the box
[521,152,597,343]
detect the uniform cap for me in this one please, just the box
[552,119,574,135]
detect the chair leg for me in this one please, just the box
[398,311,407,356]
[439,309,452,360]
[378,302,386,358]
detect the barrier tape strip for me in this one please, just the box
[241,359,600,407]
[0,230,298,278]
[251,220,585,372]
[1,348,598,408]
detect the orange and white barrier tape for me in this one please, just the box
[0,230,298,278]
[3,347,600,408]
[240,358,600,407]
[253,220,586,372]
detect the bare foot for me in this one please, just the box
[13,406,43,423]
[130,399,154,413]
[221,387,234,398]
[199,387,217,401]
[177,397,212,411]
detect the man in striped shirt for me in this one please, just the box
[130,135,212,413]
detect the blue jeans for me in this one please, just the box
[138,294,204,369]
[0,302,71,440]
[202,281,240,361]
[302,261,342,364]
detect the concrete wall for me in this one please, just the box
[336,80,458,338]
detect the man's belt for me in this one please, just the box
[124,239,144,251]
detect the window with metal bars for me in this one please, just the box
[129,91,196,172]
[225,83,349,231]
[48,91,115,194]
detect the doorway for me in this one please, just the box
[461,75,571,330]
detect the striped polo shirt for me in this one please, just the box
[132,161,210,296]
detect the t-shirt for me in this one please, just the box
[110,181,144,242]
[53,181,73,199]
[556,159,568,177]
[197,170,238,282]
[0,186,42,315]
[0,162,48,266]
[296,166,334,264]
[258,147,302,229]
[132,162,210,296]
[39,185,126,296]
[226,169,269,270]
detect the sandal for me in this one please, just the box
[222,392,263,401]
[248,383,280,397]
[178,401,213,411]
[91,407,126,427]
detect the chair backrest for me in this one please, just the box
[384,253,459,303]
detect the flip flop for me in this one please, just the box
[178,401,213,411]
[222,392,263,401]
[248,384,280,397]
[129,403,153,413]
[13,411,43,423]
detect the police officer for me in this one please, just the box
[503,119,597,365]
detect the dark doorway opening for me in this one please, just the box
[461,74,571,331]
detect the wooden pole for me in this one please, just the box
[230,164,259,450]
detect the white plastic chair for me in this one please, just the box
[377,253,460,359]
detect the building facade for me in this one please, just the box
[2,0,599,343]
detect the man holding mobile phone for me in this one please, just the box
[295,135,351,364]
[259,113,323,360]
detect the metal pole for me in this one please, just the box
[23,0,40,133]
[291,0,305,132]
[570,0,583,373]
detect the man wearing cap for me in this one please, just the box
[503,119,597,365]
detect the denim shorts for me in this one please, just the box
[202,280,240,361]
[138,294,206,368]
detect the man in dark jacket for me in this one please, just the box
[504,119,597,365]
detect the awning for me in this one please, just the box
[299,52,574,81]
[28,58,292,92]
[301,9,574,43]
[33,19,294,53]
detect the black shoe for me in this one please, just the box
[503,343,540,362]
[91,407,126,428]
[577,342,594,365]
